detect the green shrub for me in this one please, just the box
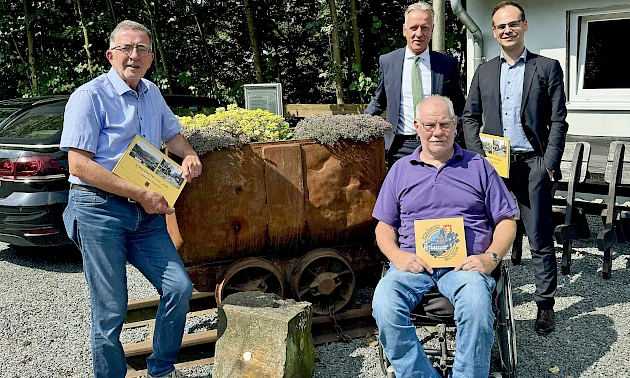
[293,114,391,145]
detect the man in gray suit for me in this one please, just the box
[365,1,465,168]
[462,1,568,335]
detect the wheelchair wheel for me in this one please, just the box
[497,265,518,378]
[378,340,396,378]
[378,341,396,378]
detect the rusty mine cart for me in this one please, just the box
[166,137,387,315]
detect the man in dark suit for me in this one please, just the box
[364,1,465,168]
[462,1,568,335]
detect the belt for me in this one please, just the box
[510,151,539,163]
[397,134,418,141]
[70,183,137,203]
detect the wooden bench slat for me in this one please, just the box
[604,141,630,185]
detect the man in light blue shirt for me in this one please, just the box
[61,20,201,378]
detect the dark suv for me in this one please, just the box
[0,95,216,247]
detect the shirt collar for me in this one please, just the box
[405,47,430,61]
[107,68,148,96]
[500,48,528,65]
[409,143,464,166]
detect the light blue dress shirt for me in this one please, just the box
[500,49,534,152]
[61,68,181,185]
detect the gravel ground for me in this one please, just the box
[1,214,630,378]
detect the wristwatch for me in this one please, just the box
[485,251,500,265]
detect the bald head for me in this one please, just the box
[414,95,457,163]
[416,95,455,121]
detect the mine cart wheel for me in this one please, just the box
[216,257,285,303]
[290,248,356,315]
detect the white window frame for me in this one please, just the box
[567,6,630,111]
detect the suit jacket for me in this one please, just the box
[462,50,568,178]
[364,48,466,150]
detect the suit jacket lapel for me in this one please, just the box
[392,48,405,99]
[493,57,502,115]
[429,51,442,94]
[521,51,537,113]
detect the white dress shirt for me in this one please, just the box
[398,47,432,135]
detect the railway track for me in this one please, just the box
[123,291,377,377]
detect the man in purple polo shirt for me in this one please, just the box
[372,95,518,378]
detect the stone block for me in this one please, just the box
[213,292,314,378]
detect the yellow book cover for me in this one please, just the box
[414,217,467,268]
[479,133,510,178]
[112,135,186,207]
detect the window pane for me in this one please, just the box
[0,102,66,141]
[584,18,630,89]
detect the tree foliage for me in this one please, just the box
[0,0,467,103]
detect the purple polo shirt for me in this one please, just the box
[373,144,518,256]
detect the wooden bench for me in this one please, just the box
[598,141,630,279]
[552,142,591,275]
[511,142,591,267]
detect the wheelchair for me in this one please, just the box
[377,261,517,378]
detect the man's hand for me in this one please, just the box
[138,190,174,215]
[391,251,434,274]
[181,154,202,182]
[546,168,554,181]
[165,134,202,182]
[375,221,433,274]
[455,254,495,275]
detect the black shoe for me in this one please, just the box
[535,308,555,335]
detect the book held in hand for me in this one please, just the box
[479,133,510,178]
[414,217,467,268]
[112,135,186,207]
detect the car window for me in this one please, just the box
[0,101,67,144]
[0,108,19,123]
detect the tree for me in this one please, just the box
[243,0,263,83]
[0,0,466,104]
[186,0,216,96]
[23,0,38,95]
[143,0,173,94]
[105,0,116,24]
[326,0,345,104]
[349,0,362,74]
[76,0,94,78]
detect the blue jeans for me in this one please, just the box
[372,265,496,378]
[63,189,193,378]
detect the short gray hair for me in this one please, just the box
[109,20,152,50]
[415,95,456,120]
[405,1,434,24]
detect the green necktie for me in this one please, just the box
[411,55,424,114]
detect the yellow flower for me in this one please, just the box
[176,104,291,143]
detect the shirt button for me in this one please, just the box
[140,117,142,120]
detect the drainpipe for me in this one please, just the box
[450,0,484,72]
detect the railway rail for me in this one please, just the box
[123,291,377,377]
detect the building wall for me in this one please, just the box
[464,0,630,137]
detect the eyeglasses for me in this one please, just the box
[492,19,524,32]
[112,44,153,57]
[418,119,455,132]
